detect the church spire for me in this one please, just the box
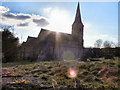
[74,2,82,23]
[72,2,84,46]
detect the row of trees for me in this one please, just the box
[94,39,117,48]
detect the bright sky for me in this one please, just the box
[0,2,118,47]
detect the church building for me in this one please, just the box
[21,3,84,60]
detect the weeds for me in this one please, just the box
[2,58,119,89]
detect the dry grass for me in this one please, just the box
[2,57,119,89]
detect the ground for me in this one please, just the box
[2,57,119,89]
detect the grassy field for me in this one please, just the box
[2,57,119,89]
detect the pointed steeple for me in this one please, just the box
[74,2,82,23]
[72,2,84,46]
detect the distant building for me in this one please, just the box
[21,3,84,60]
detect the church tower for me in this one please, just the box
[72,3,84,47]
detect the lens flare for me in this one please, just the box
[67,67,77,78]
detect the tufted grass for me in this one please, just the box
[2,57,119,89]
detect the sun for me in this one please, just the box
[46,8,72,34]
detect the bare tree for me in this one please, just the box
[111,41,117,48]
[94,39,103,48]
[103,40,116,48]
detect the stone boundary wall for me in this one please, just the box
[84,47,120,58]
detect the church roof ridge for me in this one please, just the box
[28,36,36,38]
[40,28,71,35]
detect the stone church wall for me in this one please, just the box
[54,44,83,60]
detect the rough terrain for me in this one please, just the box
[2,57,119,89]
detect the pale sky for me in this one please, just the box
[0,2,118,47]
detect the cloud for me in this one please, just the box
[0,28,3,31]
[33,18,49,27]
[0,6,49,27]
[0,6,9,14]
[3,13,31,20]
[17,22,29,26]
[0,5,31,20]
[0,6,51,43]
[0,23,13,29]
